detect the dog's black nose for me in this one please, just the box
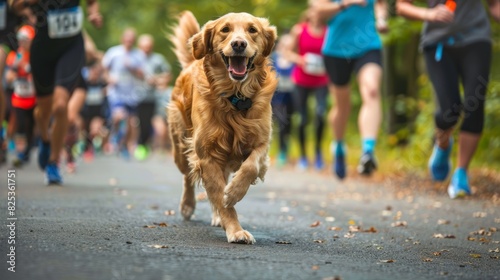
[231,40,247,53]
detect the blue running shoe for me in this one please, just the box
[428,139,452,181]
[38,141,51,170]
[297,156,308,171]
[276,150,287,168]
[120,146,130,161]
[448,168,471,199]
[314,151,324,170]
[332,142,346,179]
[45,162,63,185]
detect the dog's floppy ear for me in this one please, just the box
[259,18,277,57]
[191,20,215,60]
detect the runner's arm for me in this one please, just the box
[396,0,454,23]
[488,0,500,22]
[86,0,103,28]
[8,0,38,14]
[375,0,389,33]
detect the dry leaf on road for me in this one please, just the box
[148,245,168,249]
[422,258,433,262]
[310,221,321,228]
[437,219,450,225]
[153,222,168,227]
[379,259,395,263]
[391,221,408,227]
[275,241,292,244]
[433,233,456,239]
[470,254,481,258]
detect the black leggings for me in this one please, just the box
[294,85,328,156]
[423,41,491,134]
[136,100,156,146]
[14,107,35,154]
[272,91,294,152]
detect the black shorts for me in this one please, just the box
[30,33,85,97]
[323,50,382,86]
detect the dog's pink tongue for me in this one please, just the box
[229,57,247,75]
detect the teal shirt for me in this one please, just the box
[322,0,382,59]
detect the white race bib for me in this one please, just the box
[85,87,104,105]
[303,53,326,76]
[47,6,83,39]
[14,78,34,98]
[0,2,7,30]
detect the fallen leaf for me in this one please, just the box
[148,245,168,249]
[470,254,481,258]
[328,227,342,231]
[143,225,157,228]
[391,221,408,227]
[322,276,342,280]
[467,237,476,241]
[348,220,356,226]
[364,227,378,233]
[109,178,118,186]
[490,256,499,259]
[126,204,134,210]
[311,265,320,270]
[433,233,456,239]
[490,227,498,233]
[196,192,207,201]
[433,252,442,256]
[349,225,361,232]
[314,240,326,244]
[423,258,433,262]
[333,235,339,239]
[344,233,355,238]
[310,221,321,228]
[325,216,335,222]
[473,212,487,218]
[492,241,500,244]
[379,259,395,263]
[164,210,175,216]
[489,248,500,253]
[280,206,290,213]
[438,219,450,225]
[275,241,292,244]
[126,241,132,244]
[381,210,392,217]
[153,222,168,227]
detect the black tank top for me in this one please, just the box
[32,0,82,39]
[0,0,22,40]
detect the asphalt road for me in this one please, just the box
[0,153,499,280]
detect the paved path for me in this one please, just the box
[1,154,499,280]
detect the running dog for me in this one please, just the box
[168,11,277,244]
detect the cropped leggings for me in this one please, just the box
[423,41,491,134]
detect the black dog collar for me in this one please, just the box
[227,93,252,111]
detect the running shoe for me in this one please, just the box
[45,162,63,185]
[314,151,324,170]
[134,144,149,161]
[297,156,308,171]
[66,161,76,174]
[357,152,377,176]
[447,168,471,199]
[83,148,95,162]
[332,142,346,179]
[12,152,29,168]
[38,140,51,170]
[276,150,287,168]
[428,139,452,181]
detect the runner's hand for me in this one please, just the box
[376,18,389,33]
[425,4,454,23]
[88,12,103,28]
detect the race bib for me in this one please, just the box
[47,6,83,39]
[303,53,326,76]
[277,76,295,92]
[14,78,34,98]
[85,87,104,105]
[0,2,6,30]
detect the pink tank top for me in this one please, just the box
[291,23,328,88]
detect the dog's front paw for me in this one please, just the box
[223,181,247,208]
[227,230,255,244]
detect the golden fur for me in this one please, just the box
[167,11,277,244]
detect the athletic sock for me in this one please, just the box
[335,140,345,157]
[362,138,376,154]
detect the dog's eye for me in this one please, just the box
[221,26,230,33]
[248,27,258,34]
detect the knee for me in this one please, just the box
[361,87,380,104]
[52,101,68,118]
[435,106,461,130]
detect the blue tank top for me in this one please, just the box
[322,0,382,59]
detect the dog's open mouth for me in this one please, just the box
[221,52,256,81]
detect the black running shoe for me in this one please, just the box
[357,152,377,176]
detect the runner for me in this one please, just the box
[0,0,23,165]
[5,25,35,167]
[396,0,500,198]
[28,0,102,184]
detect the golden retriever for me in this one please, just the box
[168,11,277,244]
